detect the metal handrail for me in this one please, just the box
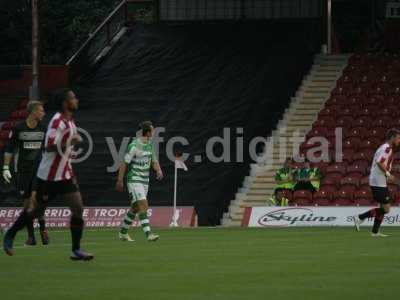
[66,0,128,66]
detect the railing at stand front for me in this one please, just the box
[66,0,157,81]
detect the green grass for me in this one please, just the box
[1,227,400,300]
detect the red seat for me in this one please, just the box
[337,75,353,85]
[352,160,371,173]
[345,127,368,139]
[334,149,355,164]
[367,127,387,140]
[389,86,400,96]
[326,163,347,176]
[336,116,354,128]
[384,96,400,106]
[343,137,361,150]
[347,96,362,106]
[347,163,367,177]
[352,117,371,128]
[352,159,370,170]
[373,116,393,129]
[326,96,347,106]
[313,186,336,206]
[332,87,346,96]
[334,186,356,205]
[326,127,339,139]
[359,137,380,151]
[306,127,328,139]
[313,117,335,128]
[391,191,400,204]
[293,190,313,206]
[340,176,361,188]
[321,176,341,188]
[319,106,339,118]
[381,106,399,117]
[359,176,370,188]
[353,149,374,163]
[356,106,376,118]
[340,105,360,117]
[369,86,386,96]
[311,162,329,175]
[388,184,399,195]
[390,118,400,129]
[354,187,373,205]
[362,97,381,107]
[349,87,365,97]
[357,199,374,206]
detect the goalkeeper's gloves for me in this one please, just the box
[2,165,12,184]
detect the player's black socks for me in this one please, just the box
[372,214,385,233]
[26,219,35,239]
[360,207,386,233]
[38,218,46,232]
[359,208,380,220]
[70,217,84,251]
[7,210,31,238]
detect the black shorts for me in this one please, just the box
[36,177,80,203]
[16,172,37,200]
[370,186,390,204]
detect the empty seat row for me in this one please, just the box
[281,187,400,207]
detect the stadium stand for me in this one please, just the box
[0,22,321,226]
[224,53,400,226]
[71,22,321,225]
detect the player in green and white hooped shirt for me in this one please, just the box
[116,121,164,242]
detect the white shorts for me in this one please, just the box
[127,182,149,204]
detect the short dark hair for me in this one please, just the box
[54,88,72,111]
[139,121,153,135]
[386,128,400,140]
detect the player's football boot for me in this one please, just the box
[119,232,135,242]
[147,233,159,242]
[70,249,94,261]
[3,230,15,256]
[40,229,49,245]
[371,232,389,237]
[25,237,37,246]
[353,215,364,231]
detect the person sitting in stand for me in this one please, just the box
[270,158,295,206]
[309,163,322,191]
[293,159,321,192]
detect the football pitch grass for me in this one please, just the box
[1,227,399,300]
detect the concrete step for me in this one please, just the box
[250,183,275,189]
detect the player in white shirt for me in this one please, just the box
[354,129,400,237]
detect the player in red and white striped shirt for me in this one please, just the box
[354,129,400,237]
[3,89,94,260]
[36,110,77,181]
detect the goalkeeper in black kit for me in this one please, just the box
[2,101,49,246]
